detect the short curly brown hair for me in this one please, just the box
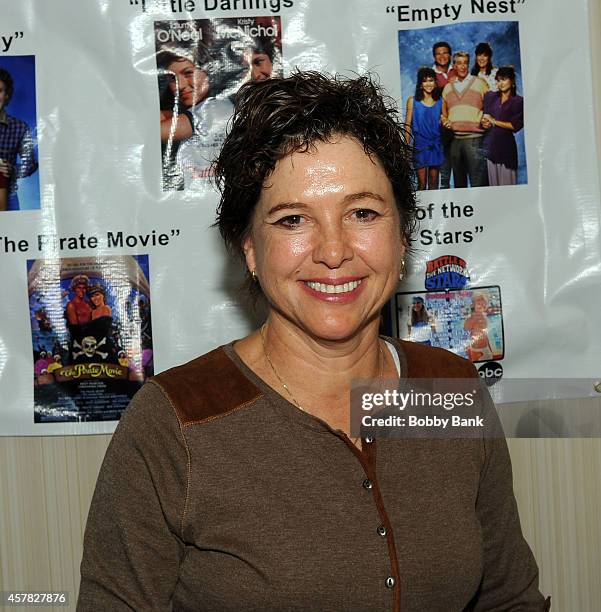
[214,71,417,272]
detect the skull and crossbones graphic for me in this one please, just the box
[73,336,108,360]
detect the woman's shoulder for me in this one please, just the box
[511,93,524,106]
[148,344,262,427]
[383,336,478,379]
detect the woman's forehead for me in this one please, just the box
[264,137,388,190]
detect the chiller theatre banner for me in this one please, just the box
[1,0,600,435]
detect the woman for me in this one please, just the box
[157,47,234,188]
[88,285,112,320]
[242,36,276,82]
[471,42,498,91]
[78,72,548,611]
[405,67,444,190]
[406,296,436,344]
[482,65,525,186]
[463,291,495,361]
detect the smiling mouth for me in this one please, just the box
[304,279,363,294]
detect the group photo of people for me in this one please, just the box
[398,21,526,190]
[155,17,283,191]
[0,55,39,211]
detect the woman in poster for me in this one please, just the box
[79,73,548,611]
[158,46,234,188]
[406,296,436,344]
[242,36,276,82]
[405,67,444,190]
[481,65,524,186]
[89,285,112,320]
[470,42,498,91]
[463,291,495,361]
[158,47,210,190]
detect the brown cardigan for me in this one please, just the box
[78,338,550,611]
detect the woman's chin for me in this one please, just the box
[298,317,377,344]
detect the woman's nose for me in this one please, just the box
[311,222,353,269]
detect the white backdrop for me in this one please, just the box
[1,0,600,435]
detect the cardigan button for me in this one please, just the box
[364,436,374,444]
[385,576,395,588]
[377,525,387,536]
[362,479,373,490]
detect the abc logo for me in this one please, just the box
[478,361,503,386]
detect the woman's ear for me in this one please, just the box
[242,234,256,275]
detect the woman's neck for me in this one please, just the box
[233,310,398,427]
[262,312,383,384]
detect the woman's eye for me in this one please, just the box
[352,209,379,222]
[275,215,304,228]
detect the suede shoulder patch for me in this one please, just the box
[150,347,262,427]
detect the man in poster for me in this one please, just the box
[441,51,488,188]
[432,41,456,89]
[0,67,38,211]
[432,41,456,189]
[66,275,93,326]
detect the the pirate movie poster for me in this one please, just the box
[155,16,283,191]
[27,256,153,422]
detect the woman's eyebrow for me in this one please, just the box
[267,192,385,216]
[343,191,385,204]
[266,202,310,215]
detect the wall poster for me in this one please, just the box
[0,0,600,435]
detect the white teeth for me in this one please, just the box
[306,280,362,294]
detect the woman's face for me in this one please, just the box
[90,292,105,307]
[476,53,490,69]
[421,76,436,95]
[168,59,209,108]
[244,136,405,341]
[496,76,513,94]
[473,295,488,313]
[249,52,273,82]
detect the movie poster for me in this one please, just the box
[0,54,39,211]
[155,16,283,191]
[398,21,525,190]
[395,286,505,362]
[28,255,153,422]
